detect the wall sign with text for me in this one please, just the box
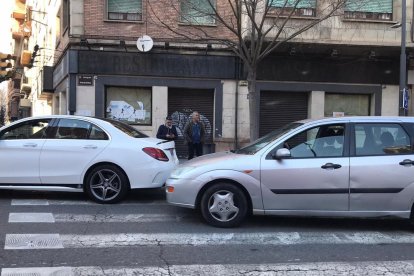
[78,75,94,86]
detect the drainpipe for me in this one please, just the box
[234,57,242,150]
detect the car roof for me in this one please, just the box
[298,116,414,124]
[9,115,103,122]
[0,115,107,130]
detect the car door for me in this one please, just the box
[350,122,414,212]
[40,118,110,184]
[0,118,51,184]
[261,123,350,211]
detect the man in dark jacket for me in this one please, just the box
[156,116,178,141]
[184,111,206,160]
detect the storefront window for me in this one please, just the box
[105,87,152,125]
[324,93,370,117]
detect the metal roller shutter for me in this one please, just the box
[168,88,214,159]
[259,91,308,137]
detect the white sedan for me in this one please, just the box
[0,115,178,203]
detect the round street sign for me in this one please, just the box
[136,35,154,52]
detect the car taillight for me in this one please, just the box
[142,147,169,162]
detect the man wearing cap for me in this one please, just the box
[156,116,178,141]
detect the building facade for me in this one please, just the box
[11,0,414,158]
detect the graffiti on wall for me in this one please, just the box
[170,110,212,139]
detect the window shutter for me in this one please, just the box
[269,0,317,8]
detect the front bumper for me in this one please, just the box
[165,177,203,209]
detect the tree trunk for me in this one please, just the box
[247,69,259,142]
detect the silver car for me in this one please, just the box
[166,117,414,227]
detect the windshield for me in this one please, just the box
[102,118,148,138]
[236,122,303,155]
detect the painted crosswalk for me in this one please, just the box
[5,230,414,249]
[9,212,186,223]
[3,261,414,276]
[4,196,414,275]
[11,199,168,206]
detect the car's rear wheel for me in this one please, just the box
[85,164,129,204]
[200,183,248,228]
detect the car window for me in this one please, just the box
[89,124,109,140]
[0,119,51,140]
[278,124,345,158]
[354,123,412,156]
[55,119,91,139]
[236,122,302,155]
[101,118,148,138]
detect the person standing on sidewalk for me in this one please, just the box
[184,111,206,160]
[156,116,178,141]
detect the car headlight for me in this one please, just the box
[170,166,197,178]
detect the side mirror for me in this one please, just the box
[273,148,291,160]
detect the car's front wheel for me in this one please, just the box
[85,164,129,204]
[200,183,248,228]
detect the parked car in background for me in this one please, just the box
[0,115,178,203]
[167,117,414,227]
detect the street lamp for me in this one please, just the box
[391,0,408,116]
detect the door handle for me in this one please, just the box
[399,159,414,166]
[321,163,341,170]
[83,145,97,149]
[23,143,37,147]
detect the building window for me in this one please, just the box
[62,0,69,31]
[107,0,142,21]
[344,0,392,21]
[324,93,370,117]
[268,0,317,17]
[181,0,216,25]
[105,87,152,125]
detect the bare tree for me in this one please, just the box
[149,0,363,141]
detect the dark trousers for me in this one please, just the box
[188,143,203,160]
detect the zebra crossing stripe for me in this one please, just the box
[58,231,414,247]
[2,261,414,276]
[11,199,168,206]
[53,213,186,222]
[5,234,63,249]
[5,231,414,249]
[9,213,55,223]
[8,213,186,223]
[11,199,49,206]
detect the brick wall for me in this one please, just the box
[83,0,236,42]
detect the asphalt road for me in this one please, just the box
[1,189,414,275]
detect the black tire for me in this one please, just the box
[84,164,129,204]
[200,183,248,228]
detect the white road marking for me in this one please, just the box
[11,199,49,206]
[60,231,414,248]
[9,213,55,223]
[8,213,186,223]
[11,199,168,206]
[1,267,72,276]
[5,231,413,249]
[53,213,186,223]
[5,234,63,249]
[3,261,414,276]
